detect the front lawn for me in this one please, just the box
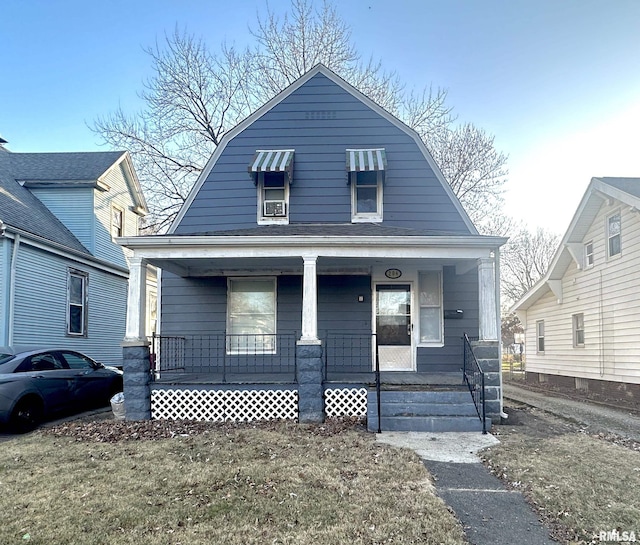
[0,420,466,545]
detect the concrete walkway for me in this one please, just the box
[504,382,640,441]
[376,431,559,544]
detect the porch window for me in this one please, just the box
[248,150,294,225]
[227,278,276,354]
[418,271,443,345]
[536,320,545,353]
[347,148,386,223]
[572,313,584,347]
[67,269,88,337]
[607,211,621,258]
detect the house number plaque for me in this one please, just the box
[384,268,402,279]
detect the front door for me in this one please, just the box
[375,284,413,371]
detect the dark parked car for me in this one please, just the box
[0,347,123,432]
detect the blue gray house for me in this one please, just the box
[0,148,151,367]
[118,65,506,431]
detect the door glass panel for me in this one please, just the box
[376,285,411,348]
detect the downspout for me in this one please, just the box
[7,232,21,346]
[495,247,508,420]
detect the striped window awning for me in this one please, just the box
[346,148,387,172]
[248,149,295,183]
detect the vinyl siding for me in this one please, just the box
[94,163,137,267]
[11,243,127,367]
[525,200,640,383]
[29,187,94,252]
[174,72,471,235]
[0,238,8,344]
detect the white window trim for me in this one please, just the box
[67,269,88,337]
[351,170,383,223]
[584,241,594,269]
[111,204,125,238]
[536,320,545,354]
[572,313,584,348]
[226,277,277,355]
[606,210,621,259]
[257,172,290,225]
[417,269,444,347]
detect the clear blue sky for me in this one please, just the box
[2,0,640,234]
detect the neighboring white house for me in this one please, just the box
[512,177,640,400]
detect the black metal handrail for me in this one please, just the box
[463,333,487,434]
[323,331,375,378]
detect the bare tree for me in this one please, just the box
[501,225,560,306]
[93,0,508,232]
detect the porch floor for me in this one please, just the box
[152,371,465,387]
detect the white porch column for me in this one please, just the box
[478,256,498,341]
[124,256,148,344]
[299,254,320,344]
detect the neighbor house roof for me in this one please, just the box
[0,150,146,255]
[511,177,640,312]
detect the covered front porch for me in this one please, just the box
[118,228,505,425]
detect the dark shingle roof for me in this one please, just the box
[0,151,125,254]
[598,177,640,199]
[0,151,125,181]
[179,223,467,237]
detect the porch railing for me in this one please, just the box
[323,332,375,378]
[462,333,487,434]
[150,333,298,382]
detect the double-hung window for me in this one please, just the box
[68,269,88,336]
[111,205,124,238]
[607,211,621,258]
[536,320,545,354]
[572,313,584,347]
[347,148,386,222]
[418,270,443,345]
[249,149,294,224]
[584,241,594,268]
[227,278,276,354]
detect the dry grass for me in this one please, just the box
[0,421,466,545]
[481,405,640,544]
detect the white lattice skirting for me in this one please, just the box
[324,387,368,417]
[151,388,298,422]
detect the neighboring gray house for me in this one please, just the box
[118,65,506,431]
[512,177,640,402]
[0,148,150,367]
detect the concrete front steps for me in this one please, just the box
[367,388,489,432]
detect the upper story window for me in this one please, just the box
[584,241,594,268]
[607,211,621,258]
[248,149,294,225]
[67,269,88,337]
[111,205,124,237]
[347,148,386,223]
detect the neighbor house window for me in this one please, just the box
[258,171,289,223]
[347,148,386,223]
[67,270,88,336]
[584,241,594,268]
[536,320,545,353]
[227,278,276,354]
[573,313,584,347]
[607,212,621,257]
[418,271,443,345]
[111,205,124,237]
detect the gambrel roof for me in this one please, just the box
[511,177,640,312]
[170,64,477,234]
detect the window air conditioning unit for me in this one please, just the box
[264,200,286,217]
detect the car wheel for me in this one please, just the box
[10,397,44,433]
